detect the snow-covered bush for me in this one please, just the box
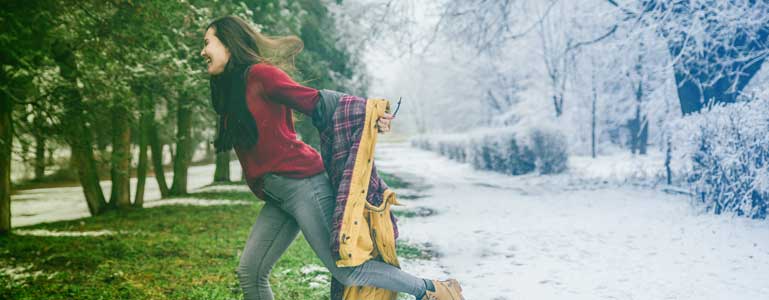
[672,98,769,219]
[529,128,568,174]
[411,126,568,175]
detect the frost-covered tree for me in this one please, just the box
[606,0,769,114]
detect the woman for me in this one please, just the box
[200,16,464,300]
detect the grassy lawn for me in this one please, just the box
[0,171,430,300]
[378,172,411,190]
[0,189,330,300]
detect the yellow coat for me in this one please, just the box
[336,98,402,300]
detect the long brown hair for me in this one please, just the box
[207,15,304,153]
[208,15,303,73]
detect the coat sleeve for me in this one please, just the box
[313,89,344,131]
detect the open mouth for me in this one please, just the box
[206,57,212,65]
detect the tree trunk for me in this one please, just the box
[149,122,169,198]
[591,96,597,158]
[205,138,213,162]
[638,116,648,155]
[53,42,107,216]
[665,19,769,115]
[68,139,108,215]
[665,136,672,185]
[19,139,29,168]
[34,115,45,180]
[170,97,192,196]
[1,92,13,234]
[214,150,231,183]
[134,97,150,208]
[47,148,54,166]
[629,104,649,155]
[134,136,148,208]
[591,70,597,158]
[633,56,648,155]
[552,94,563,117]
[630,106,640,155]
[630,66,648,155]
[109,102,132,209]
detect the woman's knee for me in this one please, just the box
[329,265,368,287]
[237,258,271,284]
[331,270,357,286]
[236,261,274,300]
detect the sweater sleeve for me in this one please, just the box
[248,64,320,115]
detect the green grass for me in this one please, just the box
[0,183,432,300]
[378,172,410,190]
[382,171,426,220]
[381,171,432,259]
[0,189,328,300]
[393,210,417,218]
[395,243,432,261]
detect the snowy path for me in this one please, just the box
[377,143,769,300]
[11,162,244,227]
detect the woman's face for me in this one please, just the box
[200,27,230,75]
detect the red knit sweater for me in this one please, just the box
[233,63,324,198]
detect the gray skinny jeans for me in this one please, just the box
[236,166,425,299]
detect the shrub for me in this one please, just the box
[411,126,568,176]
[672,98,769,219]
[529,128,568,174]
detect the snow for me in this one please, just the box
[568,150,667,184]
[301,264,330,289]
[376,142,769,300]
[193,184,252,193]
[143,198,251,208]
[308,274,330,289]
[0,264,52,281]
[11,161,244,227]
[300,264,328,275]
[13,229,117,237]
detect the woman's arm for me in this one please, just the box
[314,90,393,133]
[248,64,319,116]
[250,64,394,133]
[313,89,343,131]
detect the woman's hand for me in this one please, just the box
[376,113,394,133]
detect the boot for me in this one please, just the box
[421,278,464,300]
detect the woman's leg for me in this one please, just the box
[237,201,300,300]
[263,173,427,297]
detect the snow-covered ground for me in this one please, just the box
[10,161,244,227]
[378,142,769,300]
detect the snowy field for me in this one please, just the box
[378,143,769,300]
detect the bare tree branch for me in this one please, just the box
[567,25,618,53]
